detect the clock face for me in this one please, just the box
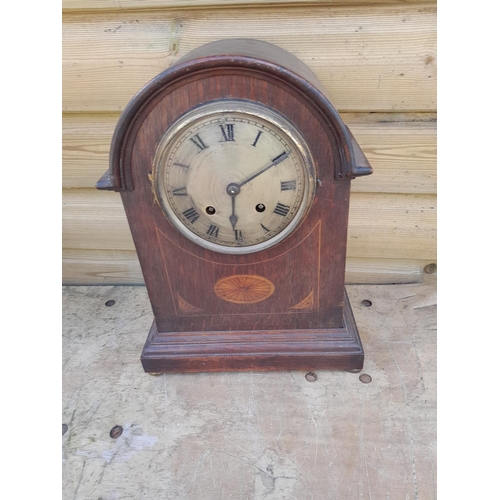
[153,100,315,254]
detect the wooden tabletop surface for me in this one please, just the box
[62,280,436,499]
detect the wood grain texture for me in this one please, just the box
[62,249,430,285]
[63,112,436,193]
[62,249,143,284]
[62,189,436,260]
[62,4,436,112]
[63,0,437,12]
[346,117,436,194]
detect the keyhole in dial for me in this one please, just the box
[255,203,266,213]
[206,206,216,215]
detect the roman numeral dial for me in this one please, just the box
[190,134,207,151]
[281,180,296,191]
[220,124,235,142]
[172,187,187,196]
[154,101,315,254]
[182,207,200,224]
[207,224,220,237]
[252,130,263,147]
[273,202,291,217]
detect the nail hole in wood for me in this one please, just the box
[62,424,68,435]
[110,425,123,439]
[305,372,318,382]
[105,300,116,307]
[424,263,437,274]
[361,300,372,307]
[359,374,372,384]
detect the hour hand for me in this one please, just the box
[229,192,238,230]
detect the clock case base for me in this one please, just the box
[140,289,363,373]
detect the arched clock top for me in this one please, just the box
[97,39,372,192]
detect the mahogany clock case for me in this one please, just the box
[97,39,372,373]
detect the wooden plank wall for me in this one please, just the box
[62,1,436,285]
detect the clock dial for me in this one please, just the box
[153,101,315,254]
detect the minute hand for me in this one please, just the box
[238,151,290,188]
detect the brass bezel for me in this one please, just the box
[153,100,316,254]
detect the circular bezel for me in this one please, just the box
[153,100,316,254]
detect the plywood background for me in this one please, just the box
[62,1,436,285]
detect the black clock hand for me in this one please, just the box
[225,151,289,229]
[229,194,238,230]
[237,151,290,188]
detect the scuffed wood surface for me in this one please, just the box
[62,5,436,112]
[62,282,436,499]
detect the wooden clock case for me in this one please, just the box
[97,39,372,373]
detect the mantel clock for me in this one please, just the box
[97,39,373,373]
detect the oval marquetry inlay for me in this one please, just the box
[214,275,275,304]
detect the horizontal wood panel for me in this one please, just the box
[62,189,436,260]
[62,5,436,112]
[63,249,144,284]
[63,0,436,13]
[63,114,114,189]
[62,249,429,285]
[63,113,436,194]
[347,117,436,194]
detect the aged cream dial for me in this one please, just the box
[153,101,315,254]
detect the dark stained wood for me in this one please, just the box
[97,39,372,373]
[141,289,363,373]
